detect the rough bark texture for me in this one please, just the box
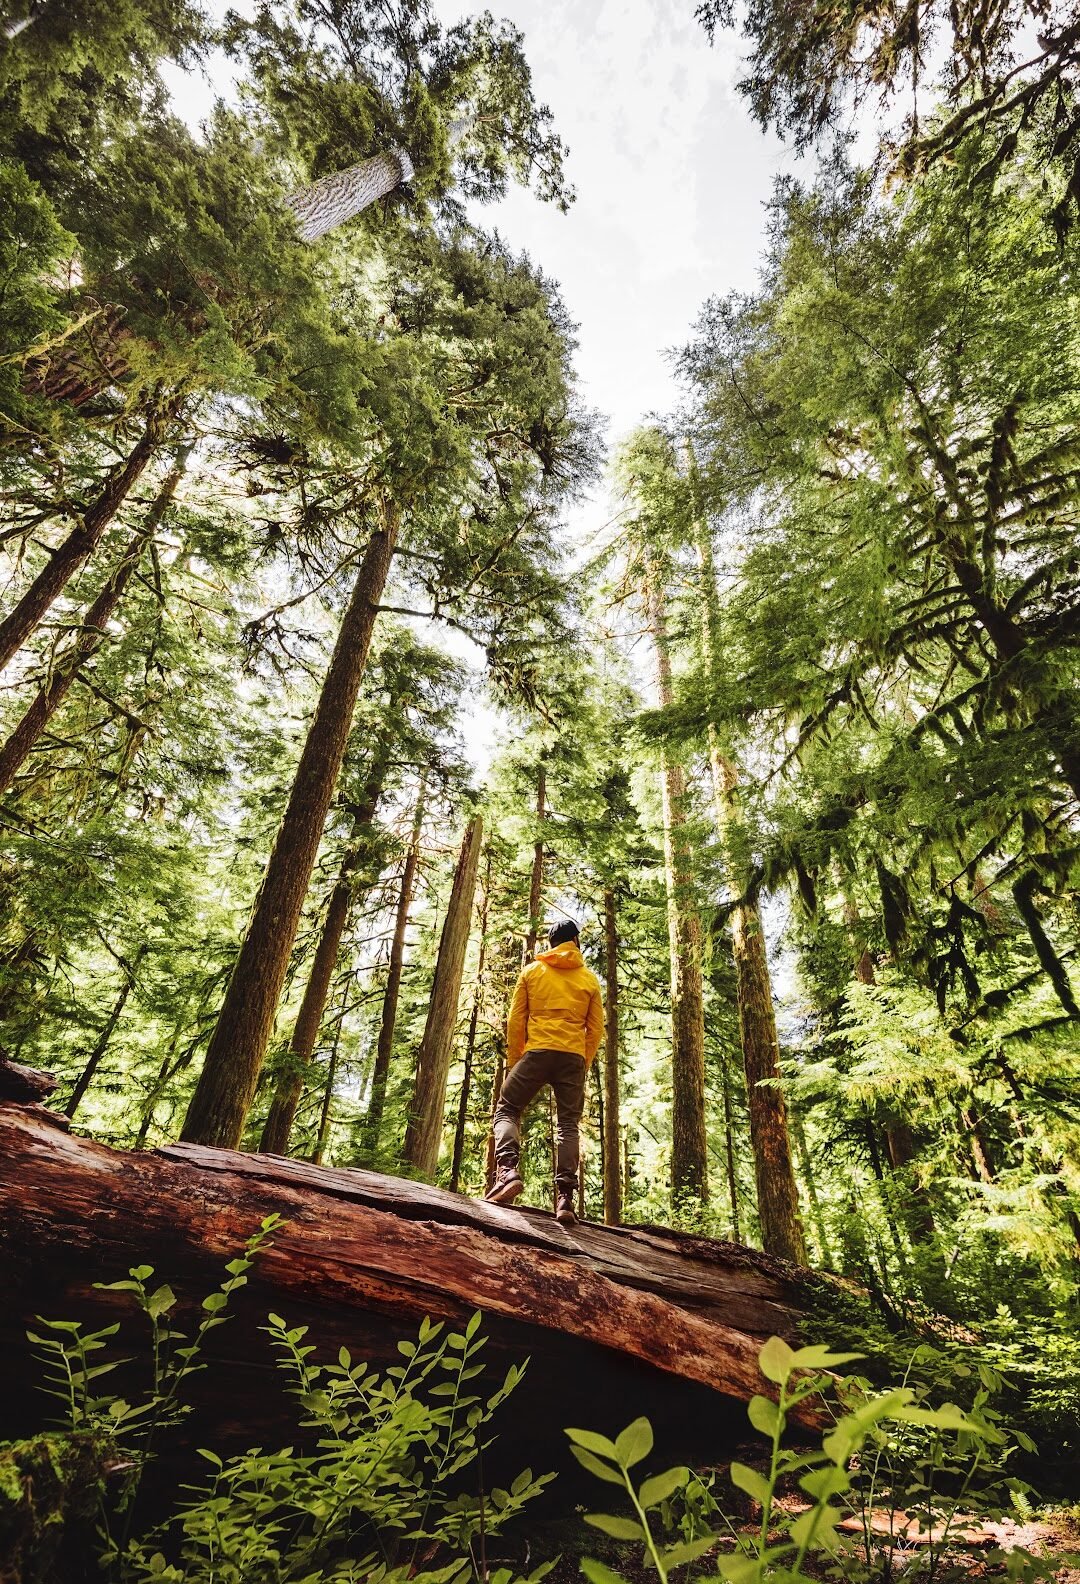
[360,785,425,1162]
[259,760,388,1156]
[0,410,171,672]
[602,886,622,1226]
[286,149,415,242]
[645,558,709,1203]
[450,850,490,1193]
[0,453,186,796]
[691,504,804,1263]
[402,814,484,1177]
[182,503,399,1149]
[0,1097,834,1474]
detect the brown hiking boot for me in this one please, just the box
[555,1191,577,1228]
[485,1165,523,1206]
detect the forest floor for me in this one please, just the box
[523,1504,1080,1584]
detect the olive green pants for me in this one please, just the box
[493,1048,586,1190]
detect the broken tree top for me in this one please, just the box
[0,1077,843,1461]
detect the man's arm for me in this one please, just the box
[585,979,604,1062]
[506,970,529,1066]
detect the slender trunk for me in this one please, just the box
[134,1021,184,1148]
[450,849,491,1193]
[65,947,147,1117]
[960,1106,996,1183]
[310,1010,346,1166]
[402,813,484,1178]
[720,1054,741,1242]
[523,761,546,964]
[0,409,173,672]
[689,507,801,1255]
[181,502,399,1148]
[0,453,187,796]
[602,886,622,1226]
[259,758,388,1156]
[360,782,426,1162]
[593,1052,605,1201]
[791,1111,832,1266]
[644,553,708,1204]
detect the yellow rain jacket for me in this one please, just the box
[506,940,604,1068]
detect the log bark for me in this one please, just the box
[286,148,415,242]
[0,408,174,672]
[259,757,389,1156]
[402,813,484,1177]
[602,886,622,1226]
[644,554,709,1204]
[0,1096,833,1473]
[182,502,399,1149]
[0,452,187,796]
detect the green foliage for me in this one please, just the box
[24,1232,551,1583]
[569,1335,1073,1584]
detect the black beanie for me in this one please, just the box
[548,919,580,947]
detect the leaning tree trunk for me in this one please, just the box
[0,452,187,795]
[360,782,427,1163]
[402,813,484,1179]
[523,760,547,963]
[181,501,399,1149]
[450,848,491,1193]
[689,496,804,1262]
[65,946,147,1118]
[602,886,623,1226]
[0,407,175,672]
[259,757,389,1156]
[286,148,416,242]
[644,556,708,1204]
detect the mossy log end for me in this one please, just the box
[0,1095,851,1469]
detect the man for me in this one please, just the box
[486,918,604,1227]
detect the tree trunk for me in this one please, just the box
[360,782,426,1162]
[402,813,484,1178]
[259,757,389,1156]
[689,500,803,1260]
[311,1006,346,1166]
[0,452,187,796]
[720,1054,742,1243]
[450,848,491,1194]
[181,501,399,1148]
[523,760,546,963]
[286,148,415,242]
[64,947,147,1117]
[644,554,709,1204]
[602,886,622,1226]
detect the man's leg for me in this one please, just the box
[551,1052,587,1215]
[488,1051,551,1202]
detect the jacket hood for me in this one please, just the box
[536,941,585,970]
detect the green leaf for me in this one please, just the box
[584,1514,646,1541]
[659,1536,717,1570]
[580,1560,630,1584]
[466,1310,482,1339]
[799,1465,850,1500]
[790,1506,840,1552]
[716,1554,760,1583]
[146,1285,176,1319]
[566,1427,618,1459]
[747,1395,780,1437]
[788,1345,864,1372]
[729,1461,771,1506]
[758,1337,794,1385]
[570,1447,624,1485]
[638,1465,689,1508]
[614,1417,653,1468]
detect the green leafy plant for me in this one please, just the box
[25,1226,552,1583]
[567,1335,1071,1584]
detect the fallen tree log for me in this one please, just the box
[0,1096,846,1476]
